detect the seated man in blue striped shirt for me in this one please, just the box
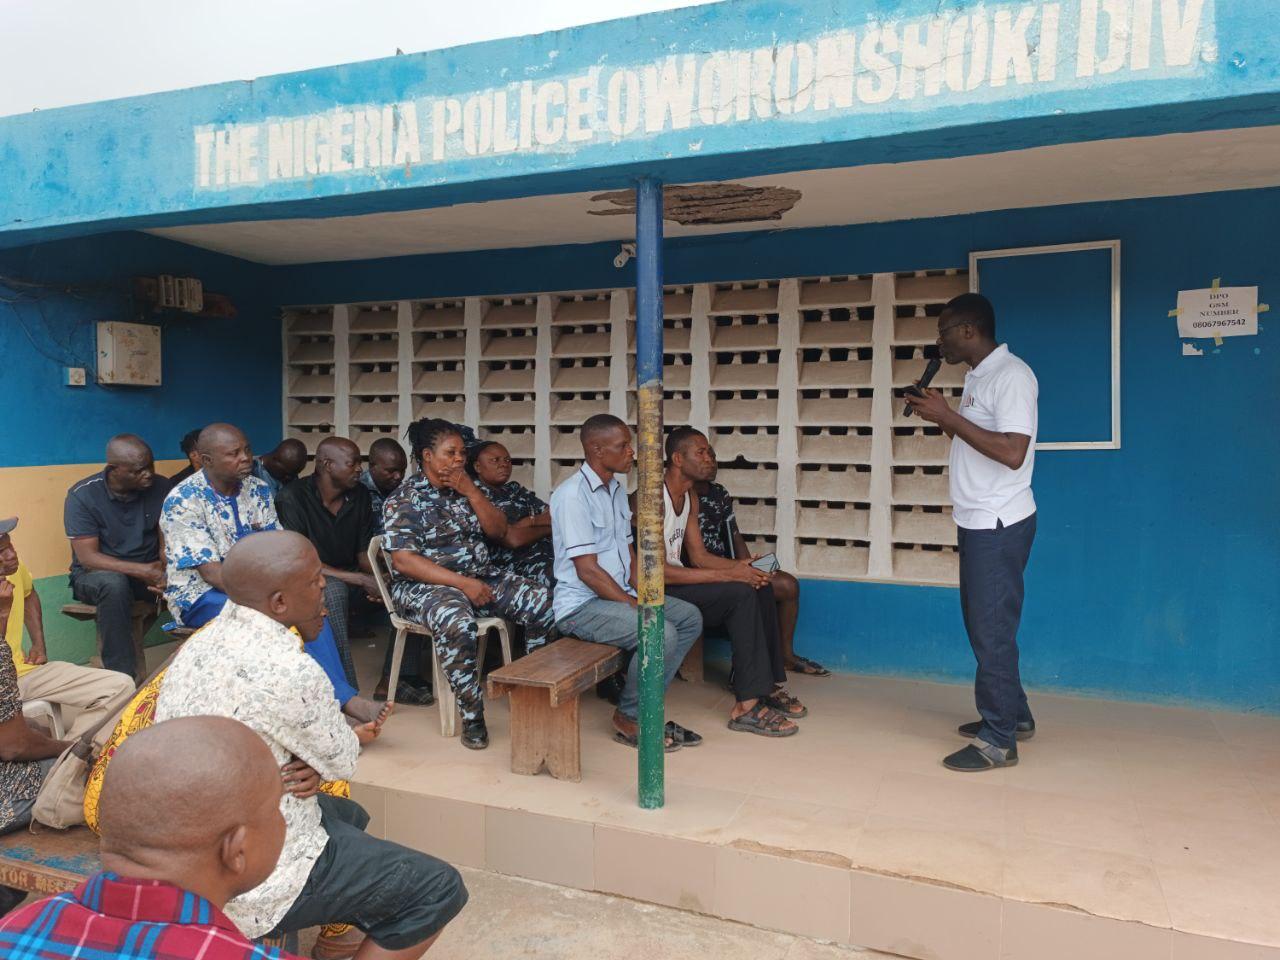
[550,414,703,752]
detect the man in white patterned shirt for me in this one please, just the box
[155,531,467,958]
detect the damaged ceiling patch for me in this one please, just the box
[588,182,802,226]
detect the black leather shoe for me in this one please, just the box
[461,717,489,750]
[958,719,1035,741]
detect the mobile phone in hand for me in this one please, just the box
[749,553,780,574]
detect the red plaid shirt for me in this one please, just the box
[0,872,303,960]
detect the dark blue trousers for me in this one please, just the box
[958,513,1036,750]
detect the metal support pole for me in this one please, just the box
[634,176,665,809]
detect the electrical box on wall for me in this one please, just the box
[97,321,162,386]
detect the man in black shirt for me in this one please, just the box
[275,437,381,690]
[168,428,203,485]
[65,435,172,679]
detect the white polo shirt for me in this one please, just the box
[948,344,1038,530]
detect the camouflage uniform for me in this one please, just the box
[697,481,737,559]
[382,476,554,721]
[474,478,554,587]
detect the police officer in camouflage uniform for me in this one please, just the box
[382,419,554,750]
[468,441,554,588]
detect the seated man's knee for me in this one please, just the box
[772,570,799,601]
[364,848,468,948]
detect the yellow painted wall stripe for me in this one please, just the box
[0,460,185,579]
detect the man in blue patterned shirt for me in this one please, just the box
[161,424,279,628]
[159,425,360,710]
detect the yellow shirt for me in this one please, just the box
[4,563,38,678]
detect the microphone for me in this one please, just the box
[902,358,942,417]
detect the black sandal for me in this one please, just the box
[728,703,799,738]
[665,720,703,747]
[790,656,831,677]
[763,689,808,719]
[613,729,681,752]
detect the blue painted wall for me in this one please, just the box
[273,186,1280,712]
[4,187,1276,711]
[0,232,282,466]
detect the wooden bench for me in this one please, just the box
[60,601,158,685]
[0,826,100,897]
[0,827,295,949]
[486,638,622,782]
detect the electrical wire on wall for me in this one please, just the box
[0,272,134,375]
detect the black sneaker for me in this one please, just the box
[958,719,1035,741]
[461,716,489,750]
[943,741,1018,772]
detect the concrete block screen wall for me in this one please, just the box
[282,268,969,587]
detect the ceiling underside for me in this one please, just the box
[146,126,1280,266]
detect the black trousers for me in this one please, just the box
[272,795,468,949]
[666,582,785,702]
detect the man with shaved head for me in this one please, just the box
[65,434,171,678]
[155,532,466,958]
[276,436,382,689]
[0,715,304,958]
[253,438,310,500]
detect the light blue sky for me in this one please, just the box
[0,0,719,118]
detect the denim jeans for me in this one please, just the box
[958,513,1037,749]
[556,596,702,720]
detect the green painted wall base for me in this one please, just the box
[29,574,173,667]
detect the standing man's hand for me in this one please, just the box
[904,387,953,426]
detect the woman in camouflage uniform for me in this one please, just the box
[382,419,555,750]
[467,441,554,588]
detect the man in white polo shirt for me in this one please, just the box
[906,293,1038,773]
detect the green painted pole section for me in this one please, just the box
[634,175,665,810]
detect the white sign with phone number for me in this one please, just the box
[1176,286,1258,339]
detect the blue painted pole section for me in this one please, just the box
[634,176,666,809]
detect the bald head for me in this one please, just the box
[221,531,327,640]
[263,438,309,484]
[99,716,280,858]
[197,423,246,456]
[106,434,153,465]
[196,423,253,488]
[316,436,359,463]
[222,530,317,608]
[104,434,157,493]
[315,437,361,492]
